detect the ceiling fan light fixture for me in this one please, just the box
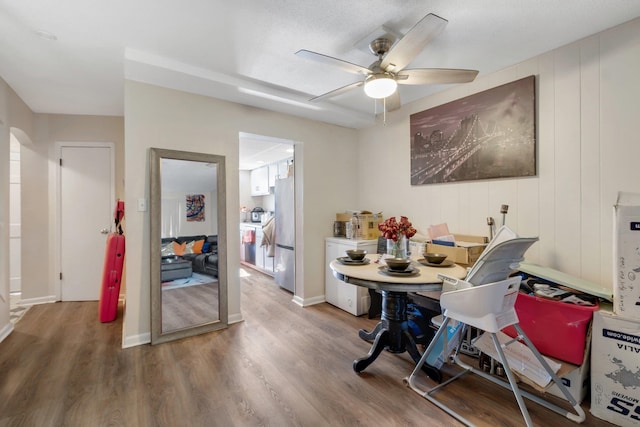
[363,74,397,99]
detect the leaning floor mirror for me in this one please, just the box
[150,148,228,344]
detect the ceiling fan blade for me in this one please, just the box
[309,81,364,102]
[396,68,479,84]
[296,49,371,75]
[383,91,401,112]
[381,13,448,72]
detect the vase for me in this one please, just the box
[386,235,408,259]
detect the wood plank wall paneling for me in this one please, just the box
[579,35,602,284]
[358,18,640,291]
[554,44,582,278]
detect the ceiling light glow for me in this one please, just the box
[364,74,397,99]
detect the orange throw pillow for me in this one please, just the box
[192,239,205,254]
[173,241,186,256]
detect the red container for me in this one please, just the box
[502,293,598,365]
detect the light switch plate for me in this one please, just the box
[137,198,147,212]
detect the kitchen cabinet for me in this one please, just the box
[241,224,274,276]
[250,166,270,196]
[255,228,275,274]
[240,224,256,264]
[325,237,378,316]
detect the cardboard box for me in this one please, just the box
[358,214,384,240]
[613,192,640,320]
[426,234,488,265]
[336,212,353,222]
[590,310,640,425]
[480,328,591,404]
[546,327,591,403]
[336,212,384,240]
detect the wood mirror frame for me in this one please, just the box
[150,148,228,344]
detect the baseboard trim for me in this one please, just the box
[19,295,57,306]
[292,294,325,307]
[122,332,151,349]
[0,322,14,344]
[228,312,244,324]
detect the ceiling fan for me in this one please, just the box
[296,13,479,112]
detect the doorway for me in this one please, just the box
[57,143,115,301]
[238,132,296,292]
[9,133,21,296]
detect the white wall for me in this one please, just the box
[9,133,21,292]
[357,18,640,290]
[123,81,358,346]
[161,191,216,238]
[0,85,125,342]
[0,78,34,341]
[28,114,124,303]
[0,81,10,340]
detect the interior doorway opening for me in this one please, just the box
[9,132,22,307]
[238,132,296,293]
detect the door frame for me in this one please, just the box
[54,142,115,301]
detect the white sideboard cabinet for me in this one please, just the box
[325,237,378,316]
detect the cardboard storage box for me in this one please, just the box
[358,214,384,240]
[336,212,383,240]
[520,341,591,404]
[336,212,353,222]
[546,345,591,403]
[590,309,640,425]
[426,233,488,265]
[613,192,640,320]
[474,330,591,403]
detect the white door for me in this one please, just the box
[60,145,114,301]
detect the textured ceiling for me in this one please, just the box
[1,1,639,129]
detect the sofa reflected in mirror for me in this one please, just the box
[161,235,219,281]
[159,234,221,333]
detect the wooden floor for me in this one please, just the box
[0,269,613,427]
[162,281,219,333]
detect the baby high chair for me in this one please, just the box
[404,227,585,426]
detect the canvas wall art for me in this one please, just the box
[410,75,536,185]
[186,194,205,222]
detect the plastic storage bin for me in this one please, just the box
[502,293,598,365]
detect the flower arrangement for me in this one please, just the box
[378,216,417,242]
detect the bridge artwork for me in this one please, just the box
[410,75,536,185]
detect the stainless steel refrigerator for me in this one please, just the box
[274,175,295,292]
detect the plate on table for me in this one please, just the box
[378,265,420,277]
[337,257,370,266]
[417,259,455,268]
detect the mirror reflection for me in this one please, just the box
[160,158,220,332]
[150,148,228,344]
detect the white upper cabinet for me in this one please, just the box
[250,166,270,196]
[268,163,278,188]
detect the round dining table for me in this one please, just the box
[330,255,467,374]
